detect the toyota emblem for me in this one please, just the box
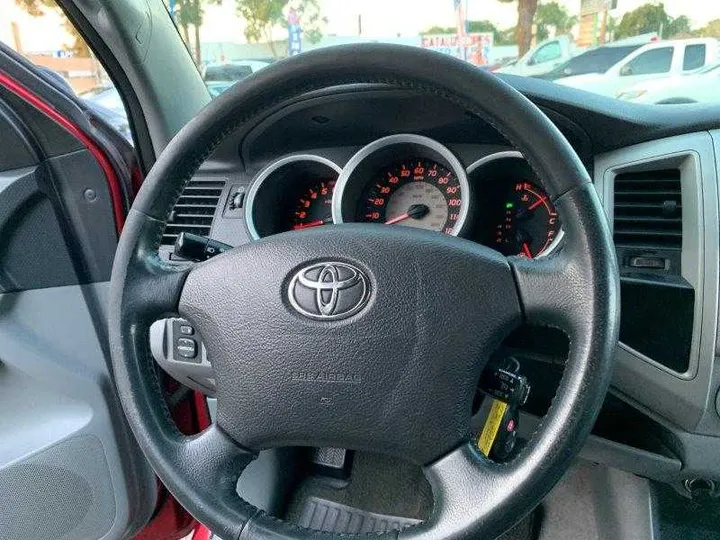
[288,262,370,320]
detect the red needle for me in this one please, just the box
[384,213,410,225]
[293,219,325,230]
[528,196,547,212]
[522,243,533,259]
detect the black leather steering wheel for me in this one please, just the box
[109,44,620,540]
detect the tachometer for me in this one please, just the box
[245,155,341,239]
[292,179,335,230]
[358,159,462,234]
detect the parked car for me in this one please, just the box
[496,35,581,77]
[481,56,517,72]
[201,59,270,82]
[206,80,236,97]
[79,86,132,142]
[556,38,720,97]
[617,62,720,104]
[534,43,644,81]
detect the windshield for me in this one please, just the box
[4,0,720,143]
[180,0,719,106]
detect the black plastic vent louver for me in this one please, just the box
[161,177,226,245]
[613,169,682,249]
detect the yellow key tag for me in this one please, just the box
[477,399,508,456]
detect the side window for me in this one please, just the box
[529,42,562,66]
[620,48,673,76]
[3,2,132,144]
[683,44,707,71]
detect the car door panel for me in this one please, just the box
[0,45,157,540]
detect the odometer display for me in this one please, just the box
[357,158,463,234]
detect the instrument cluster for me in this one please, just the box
[244,135,563,258]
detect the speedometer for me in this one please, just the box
[358,159,463,234]
[333,134,470,236]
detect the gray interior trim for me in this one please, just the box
[538,460,657,540]
[594,132,720,432]
[0,283,157,539]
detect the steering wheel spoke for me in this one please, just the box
[509,249,582,334]
[509,183,618,339]
[166,425,259,540]
[113,209,191,320]
[400,443,516,540]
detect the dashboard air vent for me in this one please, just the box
[161,177,226,245]
[613,169,682,249]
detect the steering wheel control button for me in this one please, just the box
[179,325,194,335]
[288,261,370,321]
[176,337,198,359]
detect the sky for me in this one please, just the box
[3,0,720,54]
[204,0,720,42]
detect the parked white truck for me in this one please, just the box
[556,38,720,97]
[496,35,580,77]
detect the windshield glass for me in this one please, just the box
[3,0,720,114]
[180,0,719,106]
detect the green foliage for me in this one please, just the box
[667,15,691,37]
[235,0,285,44]
[234,0,326,53]
[694,18,720,37]
[14,0,89,55]
[534,2,577,41]
[14,0,53,16]
[615,2,691,40]
[176,0,205,27]
[422,26,454,34]
[281,0,327,45]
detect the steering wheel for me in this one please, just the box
[109,44,619,540]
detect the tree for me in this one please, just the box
[694,18,720,37]
[233,0,326,58]
[498,0,539,56]
[534,2,578,41]
[614,3,691,40]
[667,15,691,38]
[14,0,90,56]
[172,0,213,65]
[605,14,618,42]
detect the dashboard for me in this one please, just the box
[153,84,720,499]
[244,135,561,259]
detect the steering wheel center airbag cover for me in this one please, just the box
[179,224,521,463]
[288,261,371,320]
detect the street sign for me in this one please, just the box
[288,8,302,56]
[421,33,493,66]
